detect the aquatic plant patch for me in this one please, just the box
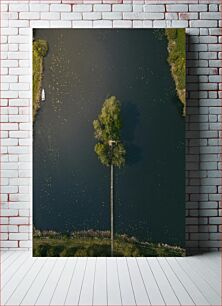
[33,29,186,257]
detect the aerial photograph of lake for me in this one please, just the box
[33,29,186,257]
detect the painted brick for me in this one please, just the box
[73,5,93,12]
[154,20,172,27]
[143,5,165,12]
[83,12,102,20]
[0,225,18,233]
[166,5,188,12]
[9,233,29,240]
[189,4,207,12]
[113,20,132,28]
[2,123,19,132]
[30,21,50,28]
[1,241,18,248]
[50,21,72,28]
[123,12,164,19]
[0,218,9,225]
[165,13,178,20]
[61,12,82,20]
[30,4,50,12]
[50,4,71,12]
[190,20,218,28]
[94,4,111,12]
[72,20,93,28]
[172,20,188,27]
[1,59,18,68]
[112,4,132,11]
[1,209,18,216]
[20,12,40,20]
[19,241,31,248]
[93,20,112,28]
[9,115,29,123]
[19,226,30,233]
[102,12,122,19]
[9,4,29,12]
[209,217,221,225]
[133,20,143,27]
[179,13,198,20]
[200,12,221,20]
[9,20,29,28]
[41,12,60,20]
[209,4,219,11]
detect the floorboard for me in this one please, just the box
[51,257,77,305]
[35,258,67,305]
[127,257,150,305]
[157,258,195,305]
[1,251,220,306]
[93,257,107,305]
[107,257,122,306]
[117,257,136,305]
[176,257,220,305]
[64,257,87,306]
[167,257,210,305]
[137,257,165,305]
[147,258,180,305]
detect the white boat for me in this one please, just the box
[41,88,45,101]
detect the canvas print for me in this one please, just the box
[33,29,186,257]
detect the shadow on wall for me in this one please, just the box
[185,34,212,256]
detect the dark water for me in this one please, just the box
[33,29,185,247]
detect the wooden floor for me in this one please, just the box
[1,251,220,306]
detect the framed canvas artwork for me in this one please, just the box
[33,29,186,257]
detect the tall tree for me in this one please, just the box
[93,96,126,256]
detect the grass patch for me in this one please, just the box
[165,29,186,115]
[33,230,185,257]
[33,39,48,119]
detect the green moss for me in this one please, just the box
[33,39,48,119]
[165,29,186,115]
[33,230,185,257]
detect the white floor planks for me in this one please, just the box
[64,257,87,305]
[93,257,107,305]
[117,257,136,305]
[175,257,221,305]
[126,257,150,305]
[147,257,180,305]
[78,257,96,305]
[137,257,165,305]
[106,257,122,305]
[157,258,195,305]
[21,258,56,305]
[186,256,220,293]
[50,257,77,305]
[0,251,220,306]
[167,257,210,305]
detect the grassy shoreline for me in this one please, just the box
[165,29,186,115]
[33,39,48,119]
[33,229,185,257]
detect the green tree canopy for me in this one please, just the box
[93,96,126,167]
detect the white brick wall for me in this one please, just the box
[0,0,221,254]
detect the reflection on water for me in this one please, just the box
[34,29,185,246]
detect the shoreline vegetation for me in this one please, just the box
[33,229,185,257]
[165,29,186,116]
[33,39,48,119]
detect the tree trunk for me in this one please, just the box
[110,164,114,257]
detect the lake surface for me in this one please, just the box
[33,29,185,247]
